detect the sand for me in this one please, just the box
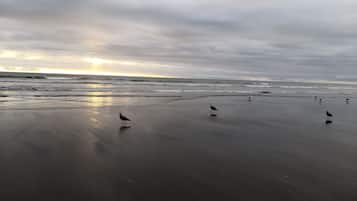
[0,96,356,201]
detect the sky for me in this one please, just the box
[1,0,357,81]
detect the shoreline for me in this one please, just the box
[0,93,352,111]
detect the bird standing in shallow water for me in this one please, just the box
[248,96,252,102]
[325,110,333,125]
[346,98,350,104]
[210,105,218,117]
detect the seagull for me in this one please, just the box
[319,98,322,104]
[248,96,252,102]
[119,113,131,121]
[326,111,333,117]
[210,105,218,111]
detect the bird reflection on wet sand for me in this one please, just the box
[119,125,131,134]
[325,120,333,125]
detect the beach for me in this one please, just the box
[3,0,357,200]
[0,95,356,201]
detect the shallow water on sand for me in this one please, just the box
[1,74,357,110]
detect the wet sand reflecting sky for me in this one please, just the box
[0,96,356,201]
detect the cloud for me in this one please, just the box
[1,0,357,80]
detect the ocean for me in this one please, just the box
[0,72,356,109]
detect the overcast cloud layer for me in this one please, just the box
[1,0,357,80]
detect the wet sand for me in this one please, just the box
[0,96,356,201]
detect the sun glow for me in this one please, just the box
[0,50,44,60]
[83,57,113,65]
[0,50,18,58]
[0,49,172,78]
[0,65,172,78]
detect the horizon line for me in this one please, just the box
[2,70,357,85]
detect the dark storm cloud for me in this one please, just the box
[1,0,357,80]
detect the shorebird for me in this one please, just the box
[210,105,218,111]
[314,96,317,101]
[319,98,322,104]
[248,96,252,102]
[119,113,131,122]
[346,98,350,104]
[210,105,218,117]
[326,111,333,117]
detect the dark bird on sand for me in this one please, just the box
[326,111,333,117]
[210,105,218,111]
[119,113,131,121]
